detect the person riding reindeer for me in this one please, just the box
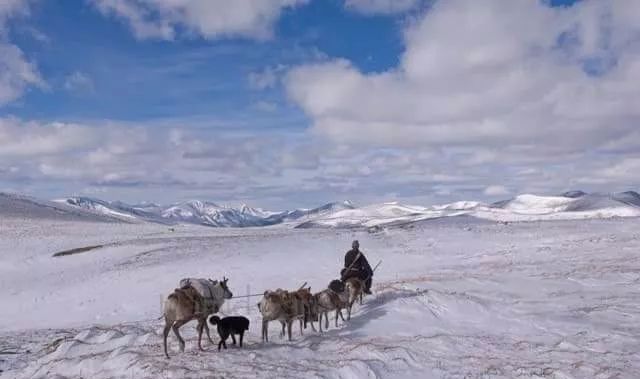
[340,240,373,294]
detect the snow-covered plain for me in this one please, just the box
[2,213,640,379]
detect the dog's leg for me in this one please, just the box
[231,333,237,346]
[239,331,244,347]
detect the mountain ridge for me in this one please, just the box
[3,190,640,229]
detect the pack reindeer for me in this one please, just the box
[162,277,233,358]
[314,286,348,332]
[258,287,317,342]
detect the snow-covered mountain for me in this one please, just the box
[53,197,356,227]
[0,193,125,223]
[5,191,640,229]
[298,192,640,229]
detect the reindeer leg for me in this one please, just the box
[163,321,172,359]
[262,319,268,343]
[196,318,205,351]
[172,320,188,353]
[338,308,346,322]
[287,320,293,341]
[335,309,340,327]
[280,321,286,339]
[299,318,304,336]
[204,320,215,345]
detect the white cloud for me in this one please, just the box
[63,71,95,93]
[285,0,640,154]
[0,43,44,105]
[483,185,510,197]
[0,0,44,106]
[344,0,420,15]
[91,0,308,40]
[248,67,280,90]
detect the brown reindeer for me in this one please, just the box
[258,287,316,342]
[162,278,233,358]
[314,289,347,332]
[344,277,364,320]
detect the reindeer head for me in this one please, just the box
[219,276,233,299]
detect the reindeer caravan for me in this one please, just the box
[162,240,377,358]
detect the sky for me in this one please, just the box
[1,0,639,210]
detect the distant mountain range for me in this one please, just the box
[2,191,640,229]
[57,196,356,227]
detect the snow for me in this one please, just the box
[57,196,355,227]
[2,212,640,378]
[49,192,640,230]
[300,194,640,228]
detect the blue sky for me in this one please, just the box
[5,0,403,121]
[1,0,640,209]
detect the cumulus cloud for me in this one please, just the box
[91,0,308,40]
[282,0,640,198]
[0,0,44,106]
[286,0,640,152]
[344,0,421,15]
[0,43,44,105]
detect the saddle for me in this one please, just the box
[328,279,345,293]
[174,286,205,315]
[180,278,219,313]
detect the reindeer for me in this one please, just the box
[314,288,347,332]
[162,277,233,358]
[344,277,364,320]
[258,287,317,342]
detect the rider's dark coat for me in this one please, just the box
[341,248,373,281]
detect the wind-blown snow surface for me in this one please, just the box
[1,216,640,378]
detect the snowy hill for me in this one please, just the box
[0,193,124,223]
[6,191,640,229]
[299,192,640,229]
[55,197,355,228]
